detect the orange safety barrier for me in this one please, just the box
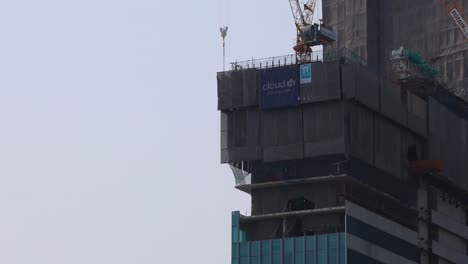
[410,160,444,174]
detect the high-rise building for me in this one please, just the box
[217,1,468,264]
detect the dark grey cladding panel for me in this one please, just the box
[263,145,303,162]
[242,69,258,107]
[220,112,228,163]
[407,92,427,137]
[303,102,345,158]
[221,111,228,131]
[221,109,261,163]
[217,72,232,110]
[221,149,228,164]
[231,71,243,107]
[304,140,345,158]
[380,81,408,126]
[225,147,262,163]
[261,107,303,162]
[217,69,258,110]
[348,102,374,165]
[374,115,423,180]
[342,63,379,111]
[300,62,341,103]
[399,128,424,181]
[374,116,402,179]
[429,98,468,191]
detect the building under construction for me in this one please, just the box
[217,1,468,263]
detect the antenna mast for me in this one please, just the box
[220,26,229,71]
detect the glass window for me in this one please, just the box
[240,242,249,255]
[240,257,249,264]
[328,234,338,264]
[232,226,239,243]
[284,238,294,264]
[317,235,327,264]
[273,254,281,264]
[239,230,246,243]
[251,241,260,256]
[232,211,240,226]
[232,256,239,264]
[251,241,261,264]
[339,233,345,264]
[261,241,271,264]
[232,211,240,243]
[250,256,260,264]
[295,237,305,264]
[317,251,327,264]
[306,236,316,251]
[295,253,304,264]
[305,236,316,264]
[317,235,327,250]
[295,237,305,252]
[328,234,338,249]
[240,242,249,264]
[305,252,315,264]
[262,255,271,264]
[328,248,338,264]
[232,243,239,259]
[272,239,282,264]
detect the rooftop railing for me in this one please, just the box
[229,48,367,71]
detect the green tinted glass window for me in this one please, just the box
[306,236,316,251]
[317,251,327,264]
[250,256,260,264]
[339,234,345,264]
[272,239,282,264]
[328,234,338,264]
[305,236,316,264]
[284,238,294,264]
[305,251,315,264]
[250,241,260,264]
[328,248,338,264]
[328,234,338,249]
[261,241,271,264]
[240,242,249,257]
[317,235,327,264]
[232,226,239,243]
[294,237,305,264]
[232,243,239,258]
[240,257,249,264]
[251,241,260,256]
[317,235,327,250]
[295,237,305,252]
[295,253,304,264]
[240,230,246,243]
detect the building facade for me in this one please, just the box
[218,51,468,263]
[218,3,468,263]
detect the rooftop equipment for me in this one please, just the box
[390,46,438,81]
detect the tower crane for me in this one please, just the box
[439,0,468,40]
[289,0,337,63]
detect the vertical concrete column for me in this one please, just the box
[417,178,430,264]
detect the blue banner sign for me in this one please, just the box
[260,65,299,109]
[300,64,312,84]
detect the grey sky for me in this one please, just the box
[0,1,321,263]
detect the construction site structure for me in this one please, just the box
[217,1,468,263]
[289,0,337,63]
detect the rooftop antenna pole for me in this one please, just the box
[220,26,229,71]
